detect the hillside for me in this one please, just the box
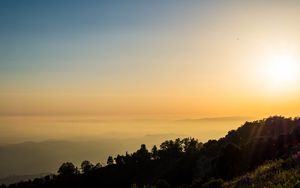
[223,157,300,188]
[2,116,300,188]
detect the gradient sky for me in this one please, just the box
[1,1,300,118]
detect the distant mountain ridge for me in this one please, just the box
[0,173,50,185]
[176,116,254,122]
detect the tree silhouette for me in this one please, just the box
[151,145,159,160]
[183,137,202,154]
[133,144,151,163]
[159,138,183,159]
[115,154,125,165]
[94,162,103,169]
[81,160,94,174]
[58,162,79,176]
[107,156,114,165]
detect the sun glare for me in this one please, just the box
[259,51,300,92]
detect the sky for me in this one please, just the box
[1,1,300,118]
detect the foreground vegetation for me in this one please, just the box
[2,116,300,188]
[223,156,300,188]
